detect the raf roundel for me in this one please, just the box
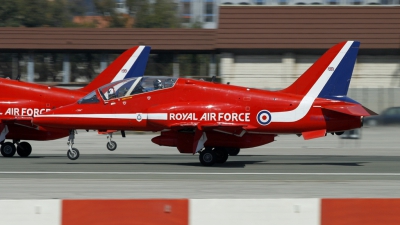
[136,113,142,122]
[257,110,272,126]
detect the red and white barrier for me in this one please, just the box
[0,200,61,225]
[189,199,320,225]
[1,198,400,225]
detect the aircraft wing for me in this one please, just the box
[0,116,34,128]
[169,122,257,136]
[169,122,258,154]
[322,104,378,116]
[0,116,34,142]
[1,115,32,123]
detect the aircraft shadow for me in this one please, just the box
[57,160,264,168]
[39,161,365,168]
[0,156,44,159]
[38,157,368,168]
[262,162,366,167]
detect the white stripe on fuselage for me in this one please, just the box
[35,113,168,120]
[270,41,353,123]
[111,46,145,82]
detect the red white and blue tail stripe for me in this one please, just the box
[273,41,375,122]
[80,46,151,92]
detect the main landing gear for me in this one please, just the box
[199,147,238,166]
[227,148,240,156]
[0,140,32,157]
[67,130,80,160]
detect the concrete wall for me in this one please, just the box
[220,53,400,90]
[220,53,400,113]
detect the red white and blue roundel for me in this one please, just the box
[257,110,272,126]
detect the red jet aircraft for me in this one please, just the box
[33,41,377,166]
[0,45,151,158]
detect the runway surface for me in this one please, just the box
[1,126,400,199]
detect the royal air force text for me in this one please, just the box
[169,113,250,122]
[5,108,51,116]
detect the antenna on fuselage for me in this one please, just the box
[211,76,216,82]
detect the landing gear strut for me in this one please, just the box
[106,133,117,151]
[67,130,80,160]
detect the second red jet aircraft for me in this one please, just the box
[0,45,150,158]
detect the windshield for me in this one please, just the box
[98,77,177,100]
[78,90,100,104]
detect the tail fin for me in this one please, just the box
[79,46,151,93]
[280,41,359,102]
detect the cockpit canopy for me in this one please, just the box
[78,76,177,104]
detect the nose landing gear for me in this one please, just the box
[106,133,117,151]
[67,130,80,160]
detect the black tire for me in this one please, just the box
[214,147,229,164]
[67,148,80,160]
[335,132,344,136]
[1,142,16,157]
[228,148,240,156]
[199,148,216,166]
[17,142,32,157]
[106,141,117,151]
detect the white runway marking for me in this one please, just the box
[0,172,400,176]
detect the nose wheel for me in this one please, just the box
[67,130,80,160]
[67,148,80,160]
[106,133,117,151]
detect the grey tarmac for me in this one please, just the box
[0,126,400,199]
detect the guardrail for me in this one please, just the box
[1,198,399,225]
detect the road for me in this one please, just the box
[0,126,399,199]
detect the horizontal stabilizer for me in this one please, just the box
[322,104,378,116]
[302,129,326,140]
